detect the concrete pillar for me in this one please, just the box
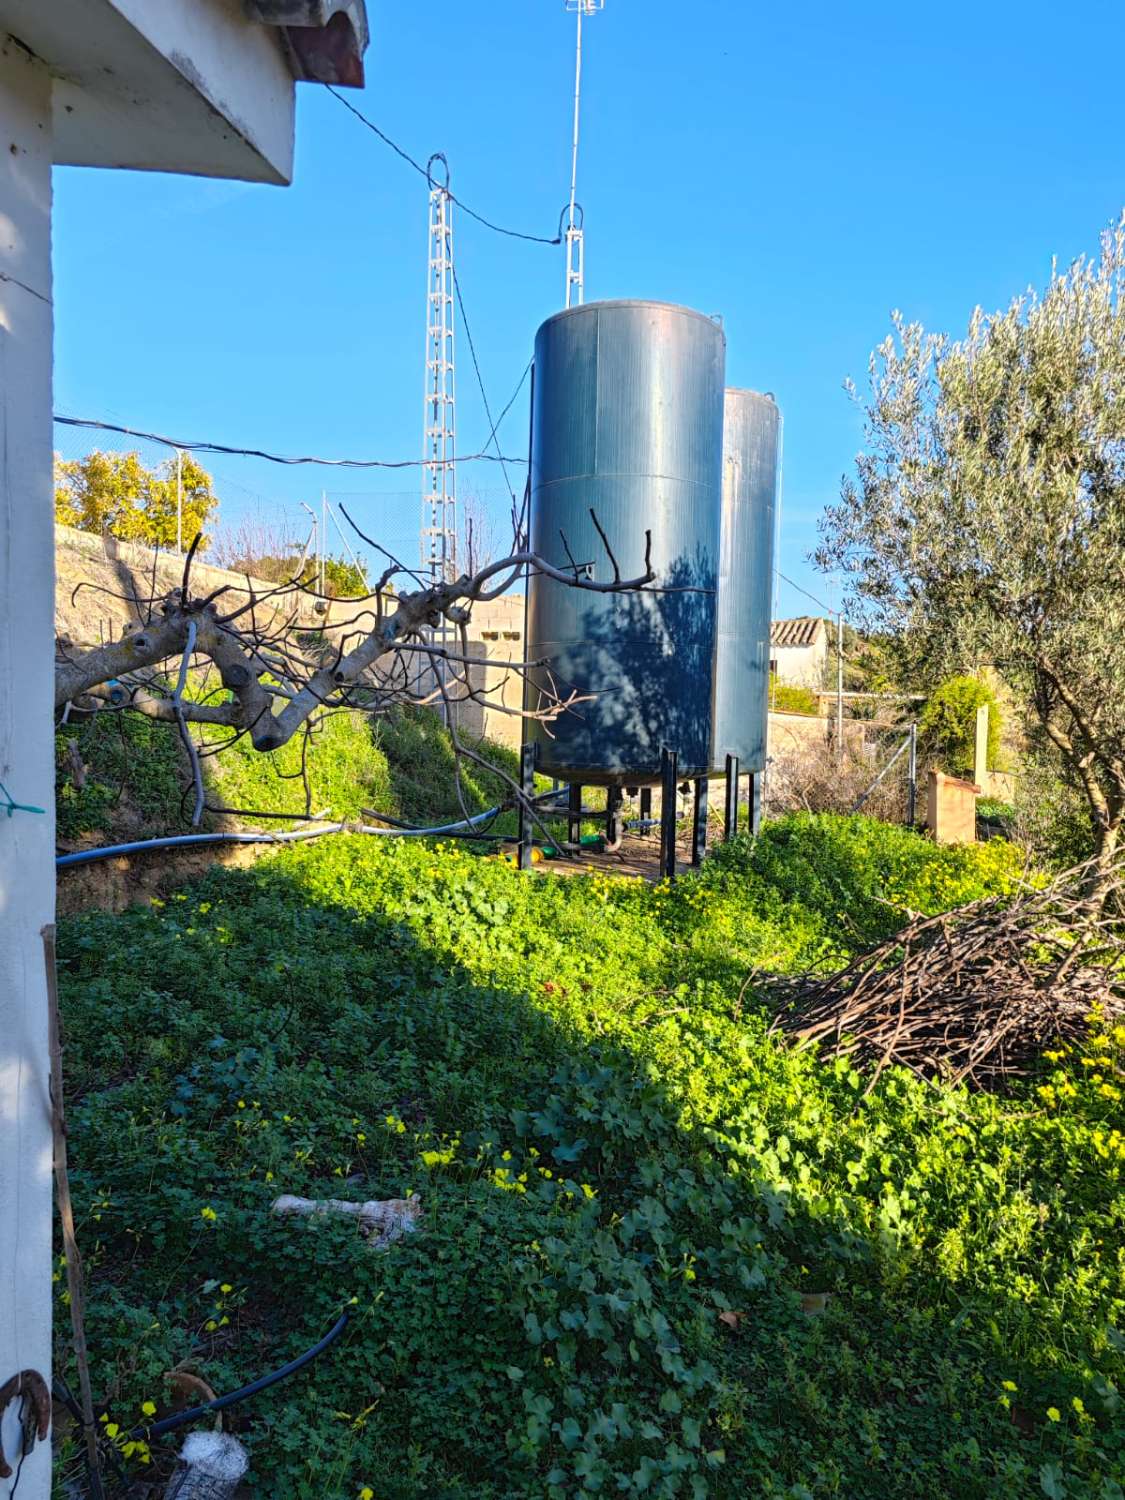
[0,36,54,1500]
[973,703,990,793]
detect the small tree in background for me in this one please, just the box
[818,216,1125,893]
[210,515,367,597]
[55,449,218,550]
[919,675,1000,779]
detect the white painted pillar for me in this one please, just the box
[0,35,54,1500]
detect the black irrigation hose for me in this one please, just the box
[131,1309,351,1442]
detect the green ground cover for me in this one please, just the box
[55,706,521,840]
[55,815,1124,1499]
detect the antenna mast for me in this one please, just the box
[421,154,457,588]
[564,0,603,309]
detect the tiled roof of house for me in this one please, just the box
[771,616,826,648]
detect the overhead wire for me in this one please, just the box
[326,87,561,247]
[774,568,840,618]
[53,415,526,470]
[451,264,524,507]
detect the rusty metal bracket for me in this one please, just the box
[0,1369,50,1479]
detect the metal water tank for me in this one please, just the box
[711,388,780,773]
[524,300,726,784]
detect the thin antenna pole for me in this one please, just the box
[567,5,582,231]
[564,1,602,308]
[176,448,183,554]
[320,489,327,595]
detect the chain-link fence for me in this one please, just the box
[763,712,919,826]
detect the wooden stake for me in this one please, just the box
[42,924,103,1497]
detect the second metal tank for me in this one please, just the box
[711,387,781,773]
[523,299,726,784]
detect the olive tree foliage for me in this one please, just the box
[817,217,1125,885]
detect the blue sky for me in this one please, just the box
[53,0,1124,617]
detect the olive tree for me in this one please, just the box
[818,217,1125,890]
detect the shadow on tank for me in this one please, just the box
[527,548,716,785]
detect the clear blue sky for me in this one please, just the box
[53,0,1125,616]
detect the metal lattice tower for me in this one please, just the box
[421,153,457,585]
[564,0,603,309]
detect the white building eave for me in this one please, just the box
[0,0,366,184]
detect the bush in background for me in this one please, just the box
[768,674,819,715]
[919,674,1000,777]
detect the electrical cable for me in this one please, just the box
[55,790,568,868]
[451,265,520,505]
[480,358,533,461]
[326,87,560,247]
[53,415,526,470]
[774,568,840,619]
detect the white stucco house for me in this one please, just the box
[0,5,367,1492]
[769,615,828,688]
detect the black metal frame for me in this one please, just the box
[723,753,740,839]
[660,747,679,879]
[517,741,538,870]
[691,777,708,866]
[568,781,583,847]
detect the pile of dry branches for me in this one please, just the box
[767,858,1125,1089]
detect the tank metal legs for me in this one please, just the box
[749,770,762,836]
[660,748,679,879]
[518,742,538,871]
[724,754,740,839]
[605,786,624,851]
[568,782,583,847]
[691,778,708,866]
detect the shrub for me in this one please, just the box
[919,674,1000,777]
[769,674,819,715]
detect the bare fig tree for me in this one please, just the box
[55,507,657,831]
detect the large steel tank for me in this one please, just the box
[523,300,726,784]
[711,388,780,773]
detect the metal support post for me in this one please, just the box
[907,722,918,828]
[568,781,583,848]
[518,741,537,871]
[691,778,708,866]
[606,785,623,850]
[749,770,762,836]
[660,748,678,879]
[723,754,740,840]
[639,786,652,831]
